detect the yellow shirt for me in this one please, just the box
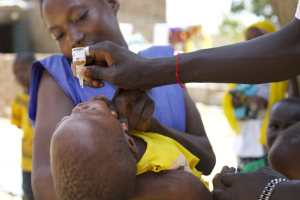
[11,91,34,172]
[131,131,209,188]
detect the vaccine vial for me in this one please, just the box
[72,47,86,88]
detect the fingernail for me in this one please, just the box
[122,123,128,131]
[111,111,117,118]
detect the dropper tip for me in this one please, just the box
[79,78,83,89]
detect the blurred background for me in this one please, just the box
[0,0,299,199]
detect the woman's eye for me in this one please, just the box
[75,11,88,24]
[55,33,65,41]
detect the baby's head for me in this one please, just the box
[267,98,300,180]
[13,52,35,90]
[50,100,138,200]
[269,122,300,180]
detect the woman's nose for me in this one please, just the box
[69,31,85,48]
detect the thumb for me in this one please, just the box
[81,65,111,81]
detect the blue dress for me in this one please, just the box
[29,46,186,132]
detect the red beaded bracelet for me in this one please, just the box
[176,53,185,88]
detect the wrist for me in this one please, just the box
[260,178,289,200]
[271,180,299,200]
[149,56,179,87]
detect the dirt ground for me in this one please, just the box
[0,103,236,198]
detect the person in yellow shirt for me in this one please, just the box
[50,99,213,200]
[11,52,35,200]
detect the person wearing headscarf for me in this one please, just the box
[222,20,293,172]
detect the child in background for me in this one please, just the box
[214,112,300,192]
[11,52,35,200]
[241,98,300,173]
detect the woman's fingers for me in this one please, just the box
[115,98,132,132]
[127,100,144,134]
[135,99,155,131]
[109,88,123,118]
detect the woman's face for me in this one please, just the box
[42,0,123,59]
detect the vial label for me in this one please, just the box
[72,48,86,66]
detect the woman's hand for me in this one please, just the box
[88,90,155,134]
[71,41,154,90]
[109,89,155,135]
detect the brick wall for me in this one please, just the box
[118,0,166,42]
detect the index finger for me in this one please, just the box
[109,88,123,118]
[221,173,236,188]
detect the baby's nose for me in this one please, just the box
[72,104,89,113]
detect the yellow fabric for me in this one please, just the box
[131,131,209,188]
[185,39,196,53]
[201,30,213,49]
[222,81,288,145]
[11,91,33,172]
[244,20,277,39]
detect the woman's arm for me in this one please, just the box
[148,89,215,175]
[32,70,75,200]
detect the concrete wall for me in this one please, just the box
[0,54,51,117]
[0,54,21,117]
[24,2,60,53]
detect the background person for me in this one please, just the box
[11,52,36,200]
[222,20,298,172]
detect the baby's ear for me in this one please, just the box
[127,135,138,154]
